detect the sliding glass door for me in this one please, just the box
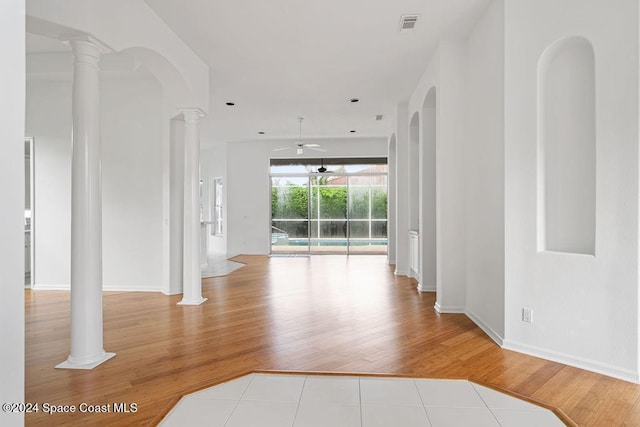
[270,159,388,256]
[310,176,348,254]
[348,174,388,254]
[271,176,309,254]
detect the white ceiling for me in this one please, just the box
[145,0,490,146]
[26,1,491,147]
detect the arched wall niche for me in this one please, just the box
[421,86,437,290]
[537,36,596,255]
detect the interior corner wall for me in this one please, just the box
[168,118,185,294]
[387,135,397,265]
[433,41,467,313]
[201,144,228,256]
[26,76,165,292]
[0,2,25,425]
[503,0,640,382]
[464,0,505,341]
[226,137,388,256]
[394,104,410,276]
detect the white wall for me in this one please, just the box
[227,137,388,255]
[0,2,25,426]
[101,78,163,290]
[26,81,72,286]
[168,118,184,294]
[26,73,165,291]
[503,0,640,382]
[436,41,468,313]
[408,42,468,313]
[419,89,437,292]
[464,0,505,342]
[393,104,410,275]
[387,135,397,264]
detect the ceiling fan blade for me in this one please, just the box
[307,146,326,152]
[272,147,291,151]
[303,143,321,147]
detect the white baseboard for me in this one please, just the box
[434,302,465,314]
[103,285,160,292]
[465,309,504,346]
[32,283,69,291]
[417,283,435,292]
[502,339,640,384]
[394,268,409,276]
[33,284,161,292]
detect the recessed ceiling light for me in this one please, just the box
[350,98,359,103]
[225,102,235,106]
[350,130,356,133]
[258,131,265,135]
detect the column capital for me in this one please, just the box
[62,34,111,55]
[180,108,206,124]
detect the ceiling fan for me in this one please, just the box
[315,158,333,173]
[273,117,326,155]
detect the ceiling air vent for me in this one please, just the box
[399,15,419,32]
[375,115,384,121]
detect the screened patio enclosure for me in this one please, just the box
[270,158,388,255]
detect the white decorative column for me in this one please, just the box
[178,108,207,305]
[57,37,115,369]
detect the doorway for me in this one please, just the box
[24,137,35,288]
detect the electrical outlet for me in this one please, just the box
[522,307,533,323]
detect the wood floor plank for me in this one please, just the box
[24,255,640,425]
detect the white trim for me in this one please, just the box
[434,302,465,314]
[417,283,435,292]
[32,284,69,291]
[55,352,116,370]
[394,268,409,276]
[32,284,162,292]
[465,309,504,346]
[502,339,640,384]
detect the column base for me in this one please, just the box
[177,297,208,306]
[56,352,116,370]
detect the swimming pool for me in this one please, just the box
[278,238,387,247]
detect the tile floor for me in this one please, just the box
[201,256,244,279]
[160,373,566,426]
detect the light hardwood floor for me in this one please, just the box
[25,255,640,426]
